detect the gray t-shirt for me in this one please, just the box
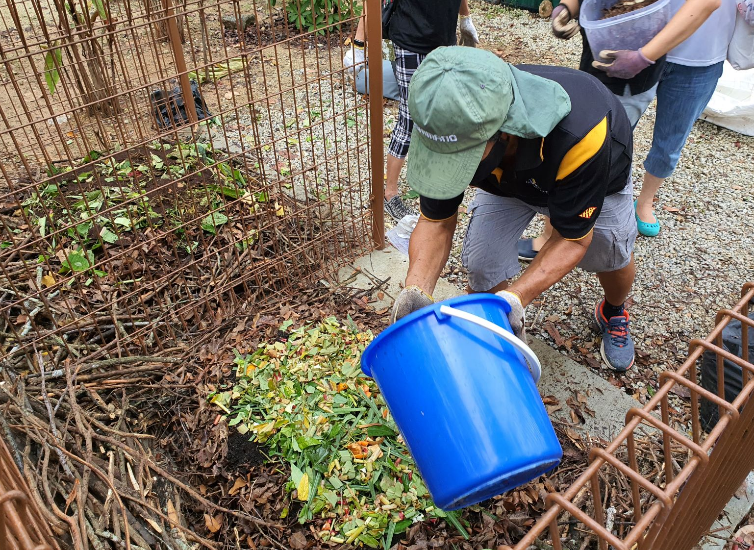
[667,0,736,66]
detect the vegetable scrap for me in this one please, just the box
[216,317,468,547]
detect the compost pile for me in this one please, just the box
[601,0,660,19]
[1,140,348,376]
[0,138,363,549]
[0,281,386,549]
[191,301,687,550]
[0,269,685,549]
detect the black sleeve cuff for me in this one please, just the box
[419,193,464,221]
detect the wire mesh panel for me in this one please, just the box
[0,0,377,370]
[516,283,754,550]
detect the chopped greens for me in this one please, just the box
[221,317,464,546]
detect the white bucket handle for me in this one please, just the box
[438,305,542,384]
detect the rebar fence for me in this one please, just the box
[0,0,381,372]
[3,0,753,547]
[517,282,754,550]
[0,436,59,550]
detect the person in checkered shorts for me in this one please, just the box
[344,0,480,221]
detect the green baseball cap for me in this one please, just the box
[406,47,572,200]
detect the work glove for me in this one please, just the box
[390,285,433,324]
[592,49,653,79]
[343,44,366,75]
[495,289,526,341]
[459,15,480,47]
[551,4,580,40]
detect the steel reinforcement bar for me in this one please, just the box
[0,436,58,550]
[517,282,754,550]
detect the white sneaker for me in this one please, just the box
[343,46,366,75]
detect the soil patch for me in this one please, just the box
[223,14,355,51]
[602,0,660,19]
[225,430,267,473]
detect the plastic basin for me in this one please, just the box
[360,294,562,510]
[580,0,672,62]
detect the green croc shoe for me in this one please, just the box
[635,200,660,237]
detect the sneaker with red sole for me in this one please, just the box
[593,300,635,372]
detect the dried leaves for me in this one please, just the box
[203,513,223,533]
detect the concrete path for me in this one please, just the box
[696,472,754,550]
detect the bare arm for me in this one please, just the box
[642,0,720,61]
[405,215,457,295]
[459,0,471,16]
[509,228,592,306]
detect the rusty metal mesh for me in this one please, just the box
[0,0,379,371]
[516,282,754,550]
[0,436,59,550]
[3,0,753,547]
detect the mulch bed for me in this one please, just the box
[601,0,661,19]
[0,262,685,549]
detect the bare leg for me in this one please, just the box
[354,18,365,41]
[597,255,635,307]
[636,172,664,223]
[531,217,553,252]
[385,153,405,200]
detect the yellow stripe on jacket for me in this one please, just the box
[556,117,608,181]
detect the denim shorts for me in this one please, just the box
[644,61,724,179]
[461,180,638,292]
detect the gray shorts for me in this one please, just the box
[461,180,638,292]
[616,83,657,129]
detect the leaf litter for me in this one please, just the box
[218,316,467,548]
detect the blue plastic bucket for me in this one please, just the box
[361,294,562,510]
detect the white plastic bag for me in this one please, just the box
[738,0,754,25]
[728,9,754,70]
[701,61,754,135]
[386,214,419,256]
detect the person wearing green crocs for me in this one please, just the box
[389,47,638,372]
[519,0,724,252]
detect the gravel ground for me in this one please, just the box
[385,2,754,403]
[200,44,374,218]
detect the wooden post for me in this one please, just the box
[164,0,197,124]
[366,0,384,249]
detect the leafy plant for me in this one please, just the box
[21,140,269,280]
[60,248,95,273]
[44,43,63,94]
[59,246,106,278]
[201,211,229,234]
[270,0,361,34]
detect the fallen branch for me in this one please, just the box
[26,355,183,381]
